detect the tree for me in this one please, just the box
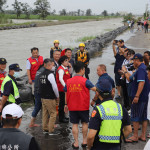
[0,0,7,12]
[86,9,92,16]
[34,0,50,19]
[51,9,56,15]
[101,10,108,16]
[116,12,120,16]
[77,9,81,16]
[111,13,115,16]
[12,0,22,18]
[59,9,67,16]
[21,3,32,19]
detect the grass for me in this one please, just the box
[104,28,113,32]
[0,14,10,24]
[3,14,120,21]
[76,36,97,42]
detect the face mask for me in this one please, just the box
[13,72,20,78]
[51,66,55,72]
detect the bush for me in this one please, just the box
[0,13,9,24]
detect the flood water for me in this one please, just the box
[0,18,123,75]
[0,19,137,150]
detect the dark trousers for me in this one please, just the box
[145,25,148,33]
[0,112,2,128]
[59,92,65,121]
[121,79,130,109]
[32,92,42,118]
[85,66,90,79]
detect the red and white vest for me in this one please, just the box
[0,71,6,94]
[66,76,90,111]
[56,66,70,92]
[28,56,43,80]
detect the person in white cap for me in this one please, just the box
[0,104,40,150]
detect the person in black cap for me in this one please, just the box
[0,64,22,113]
[0,58,7,98]
[125,53,149,143]
[87,79,132,150]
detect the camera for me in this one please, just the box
[114,40,118,44]
[125,63,135,71]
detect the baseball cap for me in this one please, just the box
[132,53,143,60]
[9,64,22,71]
[96,79,112,93]
[118,39,124,43]
[0,58,7,64]
[2,103,24,119]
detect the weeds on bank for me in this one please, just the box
[76,36,97,42]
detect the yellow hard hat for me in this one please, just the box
[79,43,85,47]
[54,40,59,44]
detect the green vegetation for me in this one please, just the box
[76,36,97,42]
[2,14,120,21]
[104,28,113,32]
[0,13,9,24]
[123,13,134,23]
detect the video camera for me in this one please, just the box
[125,63,135,71]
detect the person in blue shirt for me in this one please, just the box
[126,53,149,143]
[91,64,115,106]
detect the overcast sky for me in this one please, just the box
[7,0,150,15]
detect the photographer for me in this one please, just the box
[120,49,135,110]
[75,43,90,79]
[113,39,127,54]
[112,40,127,100]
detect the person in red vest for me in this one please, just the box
[0,58,7,98]
[56,55,71,123]
[61,49,66,57]
[27,47,43,95]
[0,58,7,128]
[64,61,96,149]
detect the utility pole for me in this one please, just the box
[145,3,149,17]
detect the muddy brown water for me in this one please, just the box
[0,18,123,76]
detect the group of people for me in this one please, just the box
[127,19,149,33]
[136,19,149,33]
[0,38,150,150]
[112,39,150,146]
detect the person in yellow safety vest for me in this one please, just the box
[75,43,90,79]
[50,40,62,59]
[87,79,132,150]
[0,64,22,113]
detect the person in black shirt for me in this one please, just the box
[65,48,74,76]
[112,40,126,99]
[0,103,40,150]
